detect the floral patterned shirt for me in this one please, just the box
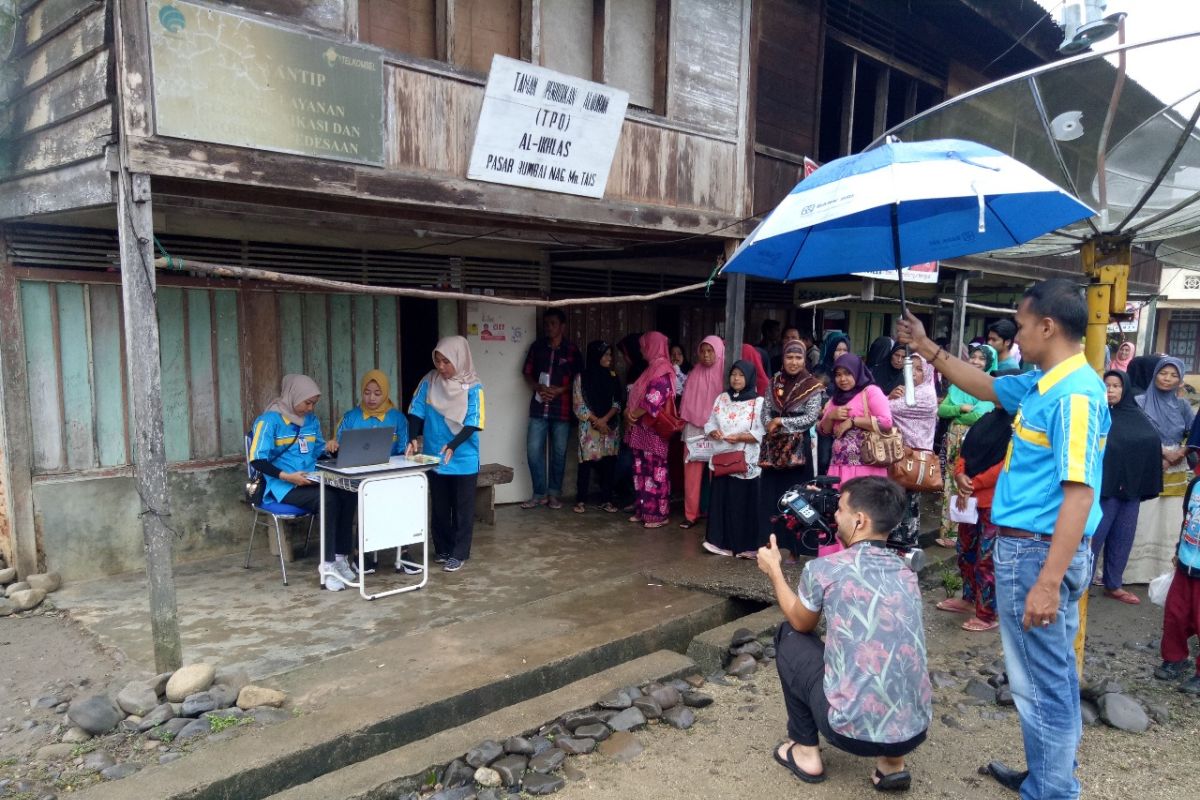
[703,394,766,480]
[572,375,621,461]
[626,375,673,458]
[797,542,933,743]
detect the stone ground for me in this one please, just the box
[552,584,1200,800]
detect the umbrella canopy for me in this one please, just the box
[723,138,1095,282]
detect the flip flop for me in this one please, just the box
[643,520,669,529]
[936,598,972,613]
[1104,588,1141,605]
[547,497,563,510]
[520,498,546,509]
[598,502,619,513]
[873,768,912,791]
[935,537,957,548]
[678,519,696,529]
[962,617,999,632]
[573,503,586,514]
[773,742,826,784]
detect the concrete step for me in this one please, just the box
[265,649,697,800]
[72,576,744,800]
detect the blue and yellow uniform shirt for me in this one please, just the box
[409,378,485,476]
[993,353,1110,537]
[336,406,408,456]
[249,411,325,503]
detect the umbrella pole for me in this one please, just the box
[891,205,916,407]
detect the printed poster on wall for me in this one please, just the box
[852,261,940,284]
[467,55,630,199]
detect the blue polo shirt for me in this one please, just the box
[993,352,1110,537]
[336,406,408,456]
[409,376,485,476]
[249,411,325,504]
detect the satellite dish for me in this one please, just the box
[1051,111,1085,141]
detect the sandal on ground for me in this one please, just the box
[736,550,758,559]
[1104,588,1141,605]
[547,497,563,510]
[621,503,636,514]
[936,598,972,613]
[678,519,697,529]
[643,520,669,529]
[772,742,826,784]
[873,768,912,792]
[628,514,643,523]
[962,617,999,632]
[520,498,546,509]
[701,541,734,557]
[934,537,957,548]
[573,502,586,514]
[598,502,619,513]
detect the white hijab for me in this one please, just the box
[428,336,479,433]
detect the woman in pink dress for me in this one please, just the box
[816,354,893,555]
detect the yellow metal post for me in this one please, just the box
[1078,239,1131,676]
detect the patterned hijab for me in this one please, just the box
[771,340,822,414]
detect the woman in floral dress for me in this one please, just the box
[623,332,676,528]
[936,344,996,547]
[572,340,622,513]
[703,360,766,557]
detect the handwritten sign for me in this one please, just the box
[147,0,383,166]
[467,56,629,199]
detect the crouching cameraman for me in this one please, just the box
[757,476,932,791]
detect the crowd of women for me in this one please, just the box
[247,312,1198,608]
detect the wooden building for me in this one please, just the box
[0,0,1138,580]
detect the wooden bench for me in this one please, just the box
[474,463,514,525]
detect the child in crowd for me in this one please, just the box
[1154,476,1200,694]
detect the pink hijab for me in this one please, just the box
[679,335,726,426]
[628,332,675,410]
[740,344,770,392]
[1110,341,1135,372]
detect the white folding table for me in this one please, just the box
[316,456,438,600]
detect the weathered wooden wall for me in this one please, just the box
[0,0,113,218]
[17,276,403,475]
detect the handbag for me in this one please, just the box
[859,395,904,467]
[762,427,807,469]
[889,448,944,493]
[643,394,684,439]
[711,450,748,477]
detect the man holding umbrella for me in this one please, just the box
[897,279,1108,800]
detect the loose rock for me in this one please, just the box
[684,674,706,688]
[731,640,765,659]
[729,627,756,647]
[31,693,65,710]
[606,706,647,732]
[529,747,566,774]
[101,763,140,781]
[166,664,216,702]
[504,736,534,755]
[174,718,212,741]
[555,736,595,755]
[116,682,159,717]
[490,754,528,787]
[474,767,501,788]
[1082,677,1125,702]
[662,706,696,730]
[34,743,75,762]
[440,758,475,788]
[0,567,15,584]
[726,653,758,678]
[598,730,643,762]
[529,735,554,755]
[214,666,251,695]
[573,723,610,742]
[208,684,239,710]
[9,588,46,612]
[25,572,61,594]
[562,762,586,781]
[597,688,634,710]
[649,686,682,710]
[0,599,14,617]
[81,750,116,773]
[182,692,218,717]
[523,773,566,795]
[996,687,1014,707]
[1081,699,1100,726]
[1145,701,1169,725]
[563,711,607,731]
[465,739,504,768]
[929,671,958,690]
[236,685,286,709]
[682,691,714,708]
[67,695,122,735]
[632,696,662,719]
[61,726,92,744]
[5,581,29,597]
[964,678,997,703]
[1098,693,1149,733]
[159,717,193,738]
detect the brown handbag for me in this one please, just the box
[858,394,904,467]
[711,450,748,477]
[889,448,944,493]
[643,394,684,438]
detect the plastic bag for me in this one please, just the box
[1149,570,1174,607]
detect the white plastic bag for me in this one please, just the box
[948,495,978,524]
[1149,570,1174,607]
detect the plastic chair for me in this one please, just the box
[243,433,313,585]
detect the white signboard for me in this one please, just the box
[1107,302,1140,333]
[468,55,629,199]
[852,261,940,284]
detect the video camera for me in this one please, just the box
[776,477,925,572]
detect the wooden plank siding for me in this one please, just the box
[666,0,742,135]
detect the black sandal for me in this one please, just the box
[773,742,826,784]
[678,519,696,529]
[873,768,911,791]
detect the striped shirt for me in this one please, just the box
[993,352,1110,536]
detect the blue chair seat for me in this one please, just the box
[254,501,312,517]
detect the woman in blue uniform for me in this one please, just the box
[406,336,485,573]
[334,369,411,574]
[249,374,357,591]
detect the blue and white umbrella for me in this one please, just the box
[722,138,1095,296]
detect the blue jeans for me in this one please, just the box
[994,536,1091,800]
[526,417,571,499]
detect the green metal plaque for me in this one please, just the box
[147,0,384,166]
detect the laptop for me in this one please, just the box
[330,427,395,469]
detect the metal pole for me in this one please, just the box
[891,205,915,405]
[724,241,746,360]
[950,271,970,358]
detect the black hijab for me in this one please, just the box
[960,407,1014,478]
[727,360,759,402]
[875,342,907,395]
[581,340,622,414]
[616,333,648,386]
[1127,354,1163,395]
[1102,370,1165,501]
[865,336,894,371]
